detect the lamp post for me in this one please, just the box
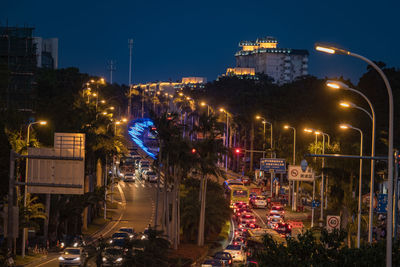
[200,102,211,116]
[220,108,229,172]
[256,116,273,158]
[22,120,47,258]
[328,80,376,243]
[304,128,321,228]
[340,123,363,248]
[284,125,296,210]
[316,44,393,265]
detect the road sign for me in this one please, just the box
[260,158,286,173]
[300,159,308,172]
[377,193,388,213]
[272,177,279,184]
[288,165,315,181]
[312,200,320,208]
[326,215,340,232]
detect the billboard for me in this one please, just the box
[260,158,286,173]
[27,133,85,194]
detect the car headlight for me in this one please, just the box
[116,257,123,262]
[75,257,80,261]
[73,242,78,247]
[60,242,65,248]
[58,256,64,260]
[103,257,107,262]
[109,240,113,243]
[129,234,134,238]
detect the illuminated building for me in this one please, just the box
[131,77,206,95]
[218,67,258,80]
[235,37,308,84]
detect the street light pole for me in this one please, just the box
[284,125,296,210]
[22,121,47,258]
[341,124,363,248]
[317,45,393,265]
[330,81,376,243]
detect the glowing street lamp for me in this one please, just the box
[256,115,273,156]
[329,80,376,243]
[317,45,393,262]
[220,108,230,172]
[340,123,363,248]
[200,102,211,116]
[284,124,297,210]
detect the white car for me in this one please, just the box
[59,247,87,266]
[251,196,267,208]
[224,244,246,262]
[124,173,135,182]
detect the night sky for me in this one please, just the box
[3,0,399,85]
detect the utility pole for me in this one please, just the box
[107,60,116,84]
[128,39,133,85]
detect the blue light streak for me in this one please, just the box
[128,118,157,159]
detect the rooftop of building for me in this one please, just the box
[237,36,308,56]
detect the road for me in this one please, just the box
[32,177,163,267]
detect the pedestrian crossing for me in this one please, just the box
[121,179,173,190]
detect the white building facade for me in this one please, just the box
[235,37,308,84]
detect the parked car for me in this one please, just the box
[58,247,87,266]
[111,232,132,240]
[224,245,246,262]
[251,196,267,208]
[213,251,233,266]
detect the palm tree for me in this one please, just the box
[18,193,46,231]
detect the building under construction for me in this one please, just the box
[0,25,37,111]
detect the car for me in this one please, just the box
[233,236,247,247]
[144,171,157,182]
[201,258,224,267]
[270,206,285,216]
[235,208,253,219]
[244,223,261,230]
[224,245,246,262]
[267,217,283,229]
[58,247,87,266]
[234,228,250,239]
[213,251,233,266]
[267,212,283,221]
[119,227,134,235]
[124,173,135,182]
[275,222,292,238]
[111,231,132,240]
[241,177,251,185]
[239,214,256,224]
[109,237,128,248]
[101,246,125,266]
[59,235,86,249]
[251,196,267,208]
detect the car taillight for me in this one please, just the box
[229,260,232,264]
[289,225,292,229]
[253,219,256,222]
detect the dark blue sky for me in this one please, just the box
[3,0,399,85]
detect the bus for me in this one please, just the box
[226,184,250,208]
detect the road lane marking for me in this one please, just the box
[253,209,267,226]
[35,257,57,267]
[100,183,127,237]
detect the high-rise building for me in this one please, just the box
[0,26,37,111]
[235,37,308,84]
[33,37,58,69]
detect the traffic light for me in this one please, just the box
[234,148,243,154]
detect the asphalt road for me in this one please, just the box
[33,177,163,267]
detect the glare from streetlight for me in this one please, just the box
[284,125,289,129]
[110,106,115,110]
[315,46,336,54]
[315,131,321,135]
[220,108,225,112]
[102,112,107,115]
[255,115,261,120]
[121,118,128,122]
[304,128,313,133]
[179,92,183,96]
[340,124,351,129]
[101,100,106,104]
[116,121,121,125]
[201,102,206,106]
[90,79,95,83]
[326,82,340,89]
[340,102,351,108]
[92,93,97,97]
[39,121,47,125]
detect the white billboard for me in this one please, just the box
[288,165,315,182]
[27,133,85,194]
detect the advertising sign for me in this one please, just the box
[288,165,315,181]
[260,158,286,173]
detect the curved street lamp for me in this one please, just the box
[317,45,393,265]
[340,123,363,248]
[329,80,376,244]
[284,125,296,211]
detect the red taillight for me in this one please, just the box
[229,260,232,264]
[289,225,292,229]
